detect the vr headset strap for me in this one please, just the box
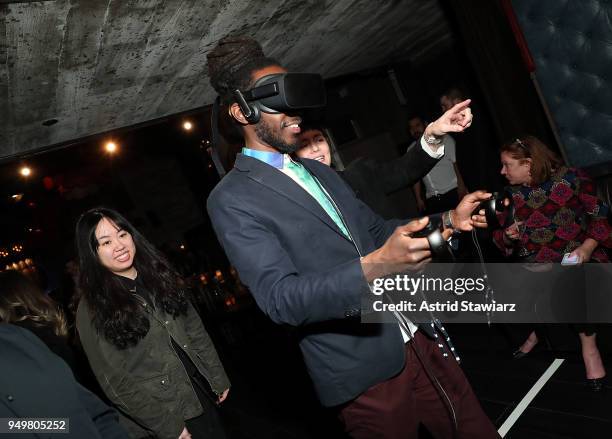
[209,96,227,178]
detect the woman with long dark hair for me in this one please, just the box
[494,136,612,391]
[75,208,230,439]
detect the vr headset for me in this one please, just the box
[232,73,326,124]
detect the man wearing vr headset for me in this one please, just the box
[206,36,499,438]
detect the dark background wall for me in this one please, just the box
[513,0,612,171]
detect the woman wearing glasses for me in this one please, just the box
[494,136,612,391]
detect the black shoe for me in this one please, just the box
[586,377,605,392]
[512,348,531,360]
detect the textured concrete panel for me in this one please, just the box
[0,0,452,159]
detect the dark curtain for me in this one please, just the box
[443,0,556,151]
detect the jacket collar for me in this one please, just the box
[300,158,365,253]
[241,147,285,168]
[115,273,140,292]
[233,153,357,246]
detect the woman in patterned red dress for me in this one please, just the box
[494,136,611,391]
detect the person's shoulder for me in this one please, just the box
[301,156,333,171]
[307,157,359,184]
[553,166,586,184]
[0,325,52,382]
[0,324,48,352]
[207,168,245,207]
[213,166,244,189]
[0,323,34,338]
[567,167,590,179]
[302,157,343,177]
[13,320,58,343]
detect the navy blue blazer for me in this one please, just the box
[207,154,408,407]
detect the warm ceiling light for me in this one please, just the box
[19,166,32,177]
[182,121,193,131]
[105,141,118,153]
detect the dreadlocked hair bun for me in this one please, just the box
[207,36,264,97]
[207,35,278,104]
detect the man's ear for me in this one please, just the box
[229,103,249,126]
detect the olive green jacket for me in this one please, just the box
[76,296,230,439]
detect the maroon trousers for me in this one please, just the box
[338,332,500,439]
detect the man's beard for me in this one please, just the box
[255,118,300,154]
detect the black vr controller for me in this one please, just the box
[410,217,455,261]
[475,191,514,229]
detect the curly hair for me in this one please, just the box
[207,35,279,105]
[0,271,68,338]
[75,208,188,349]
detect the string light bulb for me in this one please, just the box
[104,141,118,153]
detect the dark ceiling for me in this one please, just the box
[0,0,452,160]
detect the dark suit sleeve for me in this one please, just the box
[375,142,439,194]
[207,190,369,327]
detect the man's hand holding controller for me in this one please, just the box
[360,191,492,282]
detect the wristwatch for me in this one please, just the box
[443,210,460,234]
[424,123,443,146]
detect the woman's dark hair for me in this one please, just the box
[0,270,68,337]
[75,208,188,349]
[299,122,330,141]
[500,135,564,185]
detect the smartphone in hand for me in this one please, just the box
[561,252,580,266]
